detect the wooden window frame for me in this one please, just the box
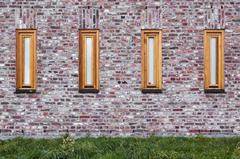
[141,29,162,93]
[16,29,37,93]
[79,29,99,93]
[204,29,224,93]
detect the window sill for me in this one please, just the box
[79,89,99,93]
[204,89,225,93]
[15,89,36,94]
[142,89,162,93]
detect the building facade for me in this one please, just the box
[0,0,240,137]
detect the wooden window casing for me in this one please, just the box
[141,29,162,93]
[16,29,37,93]
[204,30,224,93]
[79,29,99,93]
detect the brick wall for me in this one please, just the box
[0,0,239,138]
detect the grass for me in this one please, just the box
[0,134,240,159]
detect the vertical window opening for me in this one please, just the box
[204,30,224,93]
[210,37,218,85]
[79,29,99,93]
[148,37,155,85]
[141,30,162,93]
[86,37,93,85]
[16,29,37,92]
[23,37,31,85]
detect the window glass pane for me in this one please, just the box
[148,37,155,85]
[210,37,217,85]
[86,37,93,85]
[24,37,31,85]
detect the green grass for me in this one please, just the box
[0,134,240,159]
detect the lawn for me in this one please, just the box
[0,134,240,159]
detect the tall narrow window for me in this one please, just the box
[16,29,37,92]
[141,30,162,93]
[204,30,224,92]
[79,29,99,93]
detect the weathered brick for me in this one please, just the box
[0,0,239,138]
